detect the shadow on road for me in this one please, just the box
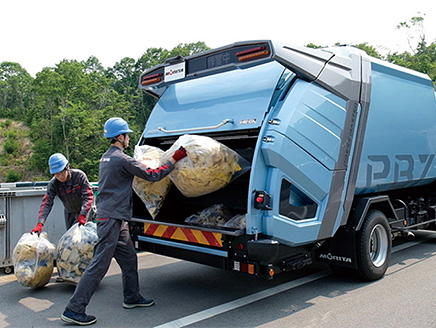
[0,233,435,327]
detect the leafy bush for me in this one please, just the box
[6,130,16,139]
[4,138,19,154]
[5,170,21,182]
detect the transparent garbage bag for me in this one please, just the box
[185,204,232,227]
[224,214,246,230]
[12,232,55,288]
[163,134,251,197]
[132,145,172,218]
[55,222,98,284]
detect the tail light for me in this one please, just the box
[236,46,270,62]
[141,72,163,85]
[233,261,255,275]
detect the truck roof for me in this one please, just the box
[138,40,434,113]
[137,40,359,103]
[138,40,341,98]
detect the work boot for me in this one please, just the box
[123,296,154,309]
[61,308,97,326]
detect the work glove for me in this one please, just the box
[31,222,43,235]
[78,214,87,225]
[172,146,187,162]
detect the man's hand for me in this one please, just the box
[172,146,187,162]
[78,214,87,225]
[31,223,43,235]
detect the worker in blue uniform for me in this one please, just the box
[61,117,187,326]
[31,153,94,235]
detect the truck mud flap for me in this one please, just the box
[314,226,357,268]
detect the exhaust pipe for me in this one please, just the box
[402,231,415,240]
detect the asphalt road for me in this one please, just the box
[2,231,436,328]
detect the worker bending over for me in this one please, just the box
[31,153,94,235]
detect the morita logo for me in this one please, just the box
[165,68,184,76]
[319,253,352,263]
[164,62,186,82]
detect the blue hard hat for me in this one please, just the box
[48,153,68,174]
[103,117,133,138]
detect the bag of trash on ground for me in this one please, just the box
[163,135,250,197]
[12,232,55,288]
[185,204,232,227]
[56,222,98,284]
[133,145,172,218]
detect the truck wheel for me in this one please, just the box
[356,209,391,281]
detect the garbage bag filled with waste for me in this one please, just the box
[224,214,246,230]
[163,134,250,197]
[56,222,98,284]
[185,204,232,227]
[133,145,172,218]
[12,232,55,288]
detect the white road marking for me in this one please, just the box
[155,234,436,328]
[154,270,331,328]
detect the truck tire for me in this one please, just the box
[356,209,391,281]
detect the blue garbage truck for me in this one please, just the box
[130,40,436,281]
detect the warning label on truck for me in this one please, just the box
[143,222,223,247]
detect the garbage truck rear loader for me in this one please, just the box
[130,40,436,280]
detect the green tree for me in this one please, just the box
[306,43,322,49]
[354,43,382,59]
[107,42,211,130]
[0,42,212,181]
[28,59,132,180]
[82,56,105,75]
[396,14,426,54]
[0,62,33,120]
[167,41,210,58]
[388,14,436,86]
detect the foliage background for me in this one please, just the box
[0,17,435,182]
[0,42,209,181]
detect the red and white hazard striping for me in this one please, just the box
[143,223,223,247]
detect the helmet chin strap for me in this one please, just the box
[65,167,71,181]
[115,134,127,149]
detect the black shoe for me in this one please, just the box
[61,308,97,326]
[123,296,154,309]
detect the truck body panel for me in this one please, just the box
[356,60,436,194]
[132,40,436,280]
[142,61,284,138]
